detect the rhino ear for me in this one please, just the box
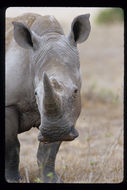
[12,22,39,50]
[68,14,91,44]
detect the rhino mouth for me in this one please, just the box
[38,126,79,143]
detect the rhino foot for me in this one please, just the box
[5,170,22,183]
[40,172,63,183]
[6,175,22,183]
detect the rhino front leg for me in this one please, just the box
[5,107,21,183]
[37,141,62,183]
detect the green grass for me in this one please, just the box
[95,8,124,24]
[34,177,43,183]
[84,81,120,104]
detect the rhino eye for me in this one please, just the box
[74,88,78,93]
[35,91,37,96]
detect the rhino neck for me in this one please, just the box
[31,15,64,37]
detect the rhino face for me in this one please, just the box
[35,71,81,143]
[12,14,91,143]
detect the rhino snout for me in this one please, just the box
[38,126,79,143]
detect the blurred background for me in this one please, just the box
[6,7,124,183]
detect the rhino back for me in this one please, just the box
[6,13,64,51]
[30,15,64,36]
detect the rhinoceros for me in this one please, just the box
[5,13,91,183]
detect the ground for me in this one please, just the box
[18,23,123,183]
[19,102,123,183]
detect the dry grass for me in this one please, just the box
[18,102,123,183]
[17,22,123,183]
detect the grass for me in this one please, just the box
[84,82,121,104]
[18,101,123,183]
[95,8,124,24]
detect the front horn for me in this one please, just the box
[43,72,61,117]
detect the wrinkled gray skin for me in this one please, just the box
[5,13,91,183]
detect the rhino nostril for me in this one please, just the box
[38,132,44,141]
[63,126,79,141]
[70,127,79,138]
[72,131,79,138]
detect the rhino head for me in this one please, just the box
[12,14,91,143]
